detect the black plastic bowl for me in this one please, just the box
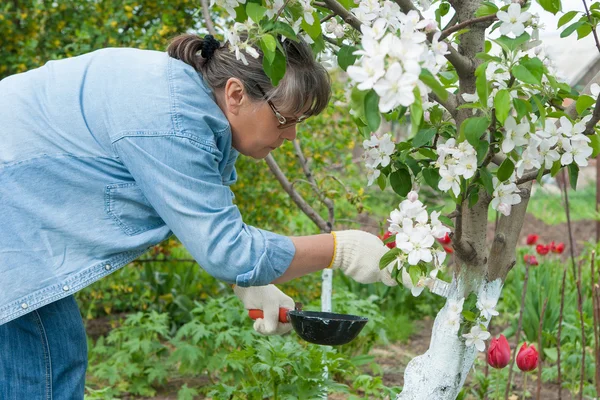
[288,310,369,346]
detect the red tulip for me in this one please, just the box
[523,254,539,266]
[487,334,511,369]
[438,232,451,245]
[536,244,550,255]
[553,242,565,254]
[382,231,396,249]
[516,343,538,372]
[526,234,539,245]
[443,245,454,254]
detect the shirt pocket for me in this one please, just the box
[105,182,165,236]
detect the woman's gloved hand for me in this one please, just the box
[330,230,398,286]
[233,284,295,335]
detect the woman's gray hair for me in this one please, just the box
[167,34,331,117]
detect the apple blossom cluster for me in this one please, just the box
[435,138,477,197]
[346,6,449,113]
[386,190,451,296]
[362,133,395,186]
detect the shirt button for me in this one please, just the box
[104,264,112,271]
[63,285,70,291]
[21,303,28,309]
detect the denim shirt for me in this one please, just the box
[0,48,295,326]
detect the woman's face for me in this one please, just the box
[217,78,300,159]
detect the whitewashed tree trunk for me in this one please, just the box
[398,277,502,399]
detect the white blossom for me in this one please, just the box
[501,116,530,154]
[395,219,435,265]
[497,3,531,37]
[462,326,491,352]
[491,178,521,216]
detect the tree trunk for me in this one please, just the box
[398,276,502,399]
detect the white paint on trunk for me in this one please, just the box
[397,277,503,400]
[321,268,333,400]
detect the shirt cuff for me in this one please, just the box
[234,230,295,287]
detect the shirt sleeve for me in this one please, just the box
[112,132,295,287]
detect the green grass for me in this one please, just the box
[526,183,598,225]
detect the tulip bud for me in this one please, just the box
[516,343,538,372]
[487,334,511,369]
[536,244,549,255]
[526,234,539,245]
[443,245,453,254]
[438,232,451,245]
[553,242,565,254]
[525,254,539,266]
[382,231,396,249]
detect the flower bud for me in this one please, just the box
[516,343,538,372]
[553,242,565,254]
[487,334,511,369]
[407,191,419,202]
[536,244,549,255]
[526,234,539,245]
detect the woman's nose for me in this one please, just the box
[281,125,297,141]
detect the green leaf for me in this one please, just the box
[561,21,586,38]
[337,45,357,71]
[379,248,400,270]
[270,21,299,41]
[493,32,531,52]
[260,34,277,64]
[262,49,286,86]
[390,168,412,197]
[532,95,546,121]
[568,163,579,190]
[590,134,600,157]
[476,65,489,106]
[412,127,437,148]
[422,167,440,188]
[536,0,561,14]
[576,94,596,115]
[558,10,578,28]
[480,167,494,195]
[462,310,477,322]
[301,13,322,40]
[550,159,562,177]
[512,64,540,85]
[438,215,454,228]
[408,266,421,286]
[544,347,558,362]
[520,57,544,83]
[410,87,423,135]
[513,98,531,120]
[475,1,499,17]
[494,89,511,124]
[246,2,267,23]
[364,90,381,132]
[476,140,489,165]
[463,117,490,147]
[497,158,515,182]
[419,69,448,101]
[377,173,387,190]
[468,190,479,208]
[577,23,593,39]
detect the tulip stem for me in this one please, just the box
[505,264,530,399]
[536,298,548,400]
[522,373,528,400]
[496,369,501,400]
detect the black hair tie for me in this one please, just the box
[201,35,220,60]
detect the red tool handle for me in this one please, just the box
[248,308,290,323]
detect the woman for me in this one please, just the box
[0,33,396,398]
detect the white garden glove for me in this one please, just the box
[330,230,397,286]
[233,284,295,336]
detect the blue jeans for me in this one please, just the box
[0,296,87,399]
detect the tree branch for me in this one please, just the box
[585,94,600,134]
[200,0,217,36]
[439,14,498,41]
[321,0,363,32]
[293,139,335,230]
[429,93,458,117]
[516,169,550,185]
[264,154,330,232]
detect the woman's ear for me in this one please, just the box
[223,78,246,115]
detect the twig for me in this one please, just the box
[582,0,600,54]
[429,92,458,117]
[516,169,550,185]
[590,251,599,398]
[274,0,294,21]
[200,0,217,36]
[321,0,363,32]
[505,264,530,400]
[585,95,600,135]
[264,154,330,232]
[562,169,578,283]
[576,258,586,400]
[557,258,568,400]
[320,13,336,24]
[293,139,335,230]
[442,13,459,31]
[439,14,498,41]
[536,298,549,400]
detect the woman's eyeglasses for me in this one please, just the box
[255,84,307,129]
